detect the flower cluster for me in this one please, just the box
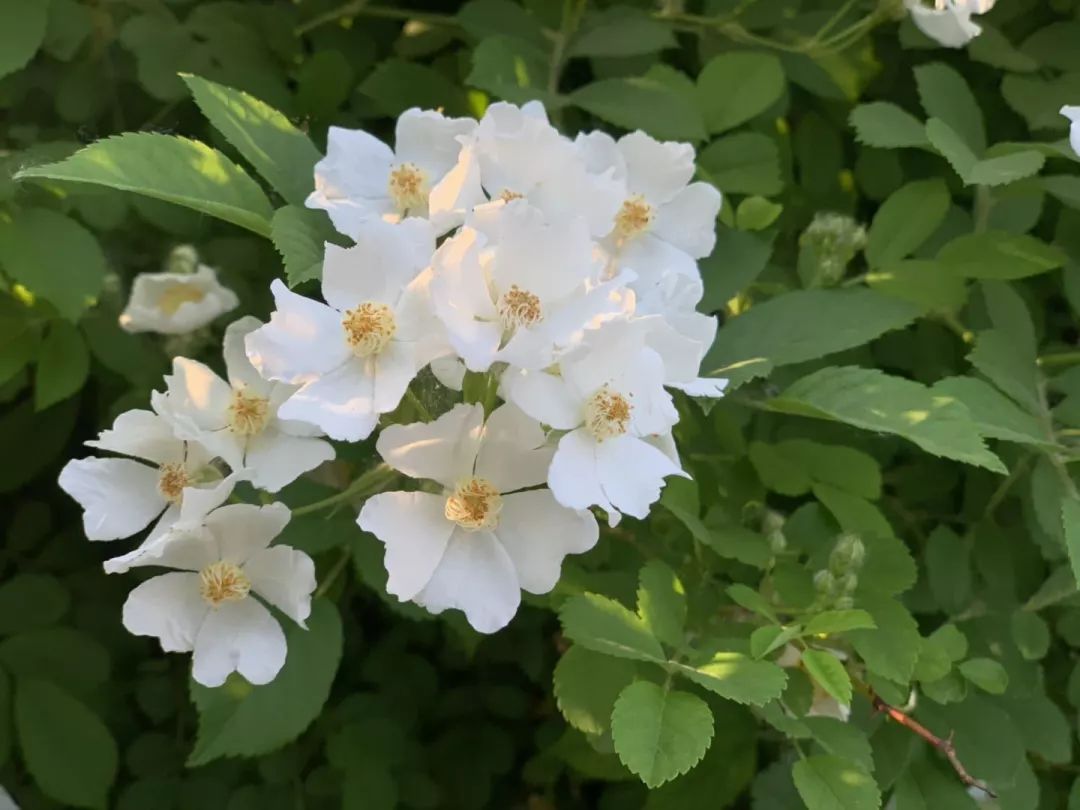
[904,0,996,48]
[61,101,726,682]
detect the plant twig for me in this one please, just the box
[315,548,352,598]
[870,694,997,798]
[292,463,395,517]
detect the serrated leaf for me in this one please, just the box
[636,561,686,649]
[15,678,117,809]
[792,755,881,810]
[553,646,636,737]
[188,600,342,765]
[849,596,920,684]
[559,593,666,663]
[768,367,1005,473]
[850,102,928,149]
[867,260,969,314]
[915,63,985,153]
[704,289,919,387]
[967,329,1040,412]
[675,651,787,706]
[804,717,874,773]
[17,133,275,237]
[0,0,49,79]
[610,681,714,788]
[34,320,88,410]
[937,231,1065,280]
[866,179,950,268]
[270,205,337,287]
[726,584,778,622]
[958,658,1008,694]
[969,150,1045,187]
[802,650,852,707]
[696,51,785,134]
[570,6,675,57]
[571,73,705,142]
[925,118,977,181]
[467,35,557,107]
[182,74,321,207]
[697,132,782,196]
[932,377,1053,447]
[804,610,876,637]
[751,625,802,659]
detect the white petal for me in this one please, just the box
[431,229,501,372]
[675,377,729,398]
[243,545,316,627]
[243,430,334,492]
[501,367,583,430]
[415,529,521,633]
[162,357,232,433]
[496,490,598,594]
[104,524,219,574]
[277,358,379,442]
[653,182,722,258]
[223,316,273,395]
[245,279,351,384]
[548,430,616,515]
[619,234,701,297]
[372,340,420,414]
[119,266,238,335]
[430,355,466,391]
[617,131,695,204]
[474,403,552,492]
[394,108,477,178]
[1064,107,1080,157]
[595,434,687,520]
[86,408,185,465]
[321,218,434,311]
[428,143,486,234]
[59,458,165,541]
[375,402,484,487]
[206,502,292,565]
[358,491,454,601]
[906,0,981,47]
[175,471,241,527]
[192,598,287,687]
[488,207,598,303]
[121,572,207,652]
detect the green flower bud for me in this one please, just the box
[761,510,786,535]
[834,595,855,610]
[767,529,787,555]
[166,244,200,275]
[797,213,868,287]
[813,570,836,595]
[838,572,859,594]
[829,532,865,574]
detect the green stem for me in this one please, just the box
[292,463,396,517]
[1039,350,1080,368]
[406,388,433,421]
[294,1,458,36]
[314,548,352,598]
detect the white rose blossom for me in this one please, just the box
[246,218,446,441]
[59,408,239,543]
[119,263,238,335]
[154,316,335,492]
[904,0,995,48]
[359,403,599,633]
[106,502,315,687]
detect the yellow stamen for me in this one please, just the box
[498,285,543,330]
[444,477,502,531]
[387,163,428,212]
[157,463,189,503]
[614,195,653,239]
[199,561,251,607]
[157,284,206,315]
[228,388,270,436]
[584,386,632,441]
[342,302,396,357]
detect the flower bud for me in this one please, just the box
[834,595,855,610]
[767,529,787,555]
[838,572,859,595]
[813,570,836,595]
[797,212,867,288]
[166,244,200,275]
[761,510,786,535]
[829,532,865,574]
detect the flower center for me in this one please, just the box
[199,561,251,607]
[444,477,503,531]
[228,388,270,436]
[498,189,524,202]
[342,302,396,357]
[584,386,632,441]
[614,195,653,239]
[157,463,189,503]
[387,163,428,212]
[498,285,543,330]
[157,283,206,316]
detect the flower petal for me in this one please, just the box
[244,545,317,627]
[277,358,379,442]
[192,598,287,687]
[501,367,583,430]
[321,218,434,312]
[395,108,476,179]
[86,408,184,465]
[206,502,292,565]
[414,528,521,633]
[243,430,334,492]
[223,316,273,395]
[547,429,616,515]
[617,131,694,204]
[375,402,484,487]
[59,457,165,541]
[496,490,598,594]
[474,403,552,492]
[104,524,219,575]
[121,572,207,652]
[595,434,687,520]
[358,491,454,602]
[653,182,722,258]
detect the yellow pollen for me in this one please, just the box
[228,388,270,436]
[199,561,251,607]
[614,195,654,239]
[157,463,189,503]
[498,285,543,329]
[584,386,632,441]
[444,477,503,531]
[342,302,396,357]
[157,283,206,315]
[498,189,524,202]
[387,163,428,212]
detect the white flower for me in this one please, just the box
[502,321,685,525]
[58,408,237,542]
[0,785,16,810]
[905,0,995,48]
[154,317,335,492]
[306,108,478,237]
[431,203,628,371]
[445,101,622,236]
[119,264,239,335]
[358,403,598,633]
[246,218,444,441]
[577,130,722,293]
[1062,106,1080,158]
[106,502,315,687]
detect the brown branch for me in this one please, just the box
[871,695,997,799]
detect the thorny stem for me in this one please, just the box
[870,693,998,799]
[292,463,396,517]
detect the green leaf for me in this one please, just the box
[0,627,110,697]
[467,35,556,107]
[868,260,968,314]
[675,651,788,706]
[34,320,88,410]
[768,367,1005,473]
[0,668,10,767]
[17,133,275,237]
[736,196,783,231]
[932,377,1053,447]
[937,231,1065,280]
[1010,611,1050,661]
[559,593,666,663]
[0,208,106,321]
[456,0,547,46]
[925,118,977,181]
[0,0,49,79]
[726,584,779,622]
[849,102,928,149]
[570,6,675,57]
[958,658,1008,694]
[792,755,881,810]
[15,678,118,809]
[892,759,976,810]
[270,205,337,287]
[553,646,636,737]
[697,52,785,134]
[636,561,686,649]
[968,150,1045,187]
[866,180,950,268]
[359,59,470,118]
[1063,496,1080,589]
[610,681,714,788]
[803,610,876,637]
[967,329,1040,412]
[570,73,705,142]
[181,74,321,207]
[188,600,343,765]
[802,650,852,707]
[804,718,874,773]
[849,596,920,684]
[750,439,882,500]
[914,63,985,153]
[697,132,782,197]
[704,289,919,387]
[0,574,68,635]
[699,227,775,310]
